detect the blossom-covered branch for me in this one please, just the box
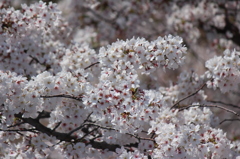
[1,0,240,158]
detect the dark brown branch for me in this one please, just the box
[12,112,121,152]
[10,111,152,153]
[84,62,100,70]
[36,110,51,120]
[52,122,62,132]
[0,128,37,132]
[14,113,76,142]
[40,94,83,102]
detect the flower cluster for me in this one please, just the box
[60,42,100,83]
[205,49,240,93]
[99,35,187,72]
[149,106,237,158]
[0,1,70,75]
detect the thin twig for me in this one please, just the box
[40,94,83,102]
[207,100,240,109]
[126,132,154,142]
[83,123,154,141]
[7,121,25,128]
[78,127,99,142]
[171,82,207,109]
[86,8,113,24]
[179,104,240,116]
[84,62,100,70]
[85,6,126,26]
[220,119,240,124]
[52,122,62,132]
[67,112,93,136]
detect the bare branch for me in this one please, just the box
[85,6,126,27]
[220,119,240,124]
[7,121,25,128]
[207,100,240,109]
[52,122,62,132]
[179,104,240,116]
[171,82,207,109]
[83,123,155,142]
[84,62,100,70]
[40,94,83,102]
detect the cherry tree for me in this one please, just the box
[1,0,240,158]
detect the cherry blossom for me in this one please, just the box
[1,0,240,159]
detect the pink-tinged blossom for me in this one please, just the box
[1,0,240,159]
[205,49,240,93]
